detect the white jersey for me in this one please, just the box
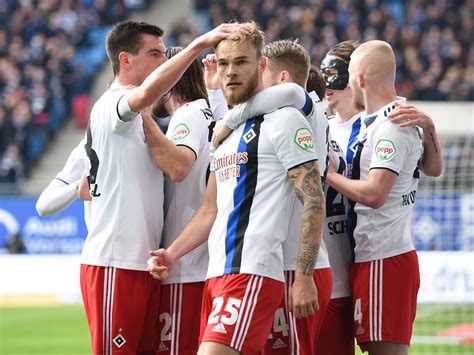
[283,91,330,270]
[324,139,352,298]
[351,99,422,262]
[328,113,362,178]
[162,99,213,284]
[208,107,318,282]
[81,82,164,271]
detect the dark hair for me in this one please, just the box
[306,65,326,99]
[106,20,164,76]
[326,40,360,63]
[165,47,208,105]
[263,40,310,87]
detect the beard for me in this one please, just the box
[223,67,259,106]
[352,86,365,112]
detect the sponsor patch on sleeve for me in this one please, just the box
[375,139,397,161]
[171,123,190,142]
[294,128,314,151]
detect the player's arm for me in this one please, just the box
[327,166,397,209]
[147,172,218,280]
[388,103,443,177]
[36,179,79,216]
[78,174,92,201]
[142,106,195,182]
[202,53,229,121]
[213,83,313,146]
[125,23,242,113]
[288,160,326,318]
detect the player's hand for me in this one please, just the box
[147,249,175,280]
[202,54,221,90]
[289,274,319,318]
[388,102,434,130]
[212,120,233,148]
[196,23,248,48]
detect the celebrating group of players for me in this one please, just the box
[36,19,442,355]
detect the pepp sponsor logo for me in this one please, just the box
[171,123,190,142]
[375,139,396,161]
[294,128,314,151]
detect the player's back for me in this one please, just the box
[81,83,164,271]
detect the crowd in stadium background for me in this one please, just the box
[0,0,472,188]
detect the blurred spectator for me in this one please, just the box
[6,232,27,254]
[0,0,149,186]
[188,0,473,101]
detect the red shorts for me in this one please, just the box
[80,265,161,354]
[351,251,420,350]
[316,296,354,355]
[157,282,205,355]
[200,274,284,354]
[261,268,332,355]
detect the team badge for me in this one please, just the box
[375,139,397,161]
[171,123,190,142]
[243,128,256,144]
[113,334,127,348]
[294,128,314,151]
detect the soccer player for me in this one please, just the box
[140,47,214,355]
[78,20,240,354]
[148,22,325,355]
[211,40,332,354]
[326,40,423,355]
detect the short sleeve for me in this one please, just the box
[369,122,411,175]
[266,107,318,170]
[166,105,208,159]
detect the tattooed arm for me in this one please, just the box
[287,160,326,318]
[388,103,443,177]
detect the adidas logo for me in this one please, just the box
[113,334,126,348]
[211,323,227,334]
[157,342,169,352]
[356,324,365,335]
[272,338,287,349]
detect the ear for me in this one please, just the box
[358,73,365,88]
[280,70,290,83]
[258,56,266,73]
[118,52,130,72]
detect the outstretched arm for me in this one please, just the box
[388,103,443,177]
[36,179,79,216]
[147,172,218,280]
[127,23,243,113]
[213,83,312,146]
[287,160,325,318]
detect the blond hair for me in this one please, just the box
[263,40,310,87]
[216,21,265,58]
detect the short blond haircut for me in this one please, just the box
[216,21,265,58]
[263,40,310,87]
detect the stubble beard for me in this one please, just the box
[352,87,365,112]
[224,67,259,106]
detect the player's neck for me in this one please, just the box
[364,87,397,116]
[168,96,184,115]
[335,105,359,123]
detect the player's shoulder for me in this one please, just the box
[264,106,305,121]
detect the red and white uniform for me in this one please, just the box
[80,82,163,354]
[222,85,332,354]
[350,99,422,347]
[158,99,213,354]
[316,139,354,355]
[204,106,317,353]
